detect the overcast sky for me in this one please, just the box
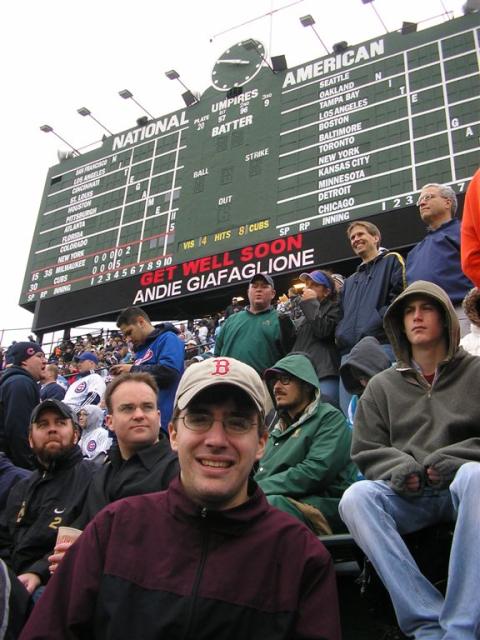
[0,0,469,344]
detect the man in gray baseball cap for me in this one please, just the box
[21,357,341,640]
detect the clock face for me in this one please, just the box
[211,40,266,91]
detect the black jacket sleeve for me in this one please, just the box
[278,313,296,354]
[1,378,37,470]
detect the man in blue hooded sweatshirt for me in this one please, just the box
[111,307,184,433]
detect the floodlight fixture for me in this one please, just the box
[361,0,388,33]
[118,88,155,120]
[401,21,418,34]
[299,14,329,54]
[182,90,199,107]
[39,124,80,155]
[77,107,113,136]
[165,69,180,80]
[165,70,199,106]
[136,116,149,127]
[300,14,315,27]
[332,41,349,54]
[271,55,287,72]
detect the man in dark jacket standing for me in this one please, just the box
[335,221,406,413]
[0,399,95,597]
[111,306,184,432]
[21,357,341,640]
[0,342,47,469]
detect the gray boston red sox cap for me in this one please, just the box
[174,357,267,415]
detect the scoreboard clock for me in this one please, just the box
[211,40,266,90]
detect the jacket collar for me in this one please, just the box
[426,218,456,233]
[0,365,36,385]
[245,306,273,316]
[355,247,388,272]
[166,476,268,536]
[108,438,173,471]
[273,391,320,435]
[34,444,84,474]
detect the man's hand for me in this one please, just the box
[301,287,317,301]
[48,541,73,574]
[404,473,421,493]
[109,363,133,376]
[426,466,442,486]
[17,572,41,594]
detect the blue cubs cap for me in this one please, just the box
[77,351,99,365]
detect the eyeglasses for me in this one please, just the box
[180,413,257,435]
[270,373,293,385]
[416,193,445,206]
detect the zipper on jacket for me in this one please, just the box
[183,520,209,639]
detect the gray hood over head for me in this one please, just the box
[77,404,104,430]
[339,336,391,395]
[383,280,460,367]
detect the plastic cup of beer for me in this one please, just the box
[56,526,82,546]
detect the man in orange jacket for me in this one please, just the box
[461,169,480,287]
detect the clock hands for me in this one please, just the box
[217,59,251,65]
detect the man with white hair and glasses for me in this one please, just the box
[406,182,473,335]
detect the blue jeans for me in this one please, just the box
[339,463,480,639]
[318,376,339,409]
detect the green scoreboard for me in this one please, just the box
[21,13,480,331]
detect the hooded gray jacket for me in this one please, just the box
[351,280,480,494]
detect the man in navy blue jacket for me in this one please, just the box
[335,221,406,414]
[0,342,46,469]
[406,182,472,336]
[110,307,184,432]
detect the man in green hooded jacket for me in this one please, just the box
[255,353,357,533]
